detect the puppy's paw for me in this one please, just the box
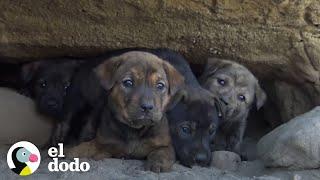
[92,151,111,161]
[226,135,241,153]
[51,124,67,145]
[64,147,86,159]
[64,141,98,159]
[146,147,174,173]
[145,160,171,173]
[78,131,96,142]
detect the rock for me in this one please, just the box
[305,1,320,26]
[0,88,53,146]
[257,107,320,170]
[211,151,241,171]
[0,0,320,126]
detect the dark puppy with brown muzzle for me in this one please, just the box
[148,49,223,167]
[21,59,81,119]
[199,58,266,155]
[64,51,184,172]
[167,89,222,167]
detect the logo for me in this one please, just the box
[48,143,90,172]
[7,141,41,176]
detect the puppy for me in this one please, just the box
[65,51,184,172]
[146,49,223,167]
[167,88,223,167]
[199,58,266,154]
[104,48,224,167]
[50,58,106,146]
[52,51,140,145]
[21,59,80,119]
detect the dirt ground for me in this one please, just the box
[1,146,319,180]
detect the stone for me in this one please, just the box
[211,151,241,171]
[257,107,320,170]
[0,0,319,126]
[0,88,53,146]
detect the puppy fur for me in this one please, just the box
[167,88,222,167]
[50,57,106,146]
[147,49,223,167]
[100,48,224,167]
[21,59,81,119]
[199,58,267,154]
[65,51,184,172]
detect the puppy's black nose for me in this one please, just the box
[47,99,58,108]
[140,103,154,112]
[195,153,209,165]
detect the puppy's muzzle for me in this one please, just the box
[140,103,154,112]
[47,98,59,109]
[194,151,211,167]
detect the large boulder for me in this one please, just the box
[0,88,53,147]
[257,107,320,170]
[0,0,319,124]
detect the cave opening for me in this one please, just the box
[0,60,283,161]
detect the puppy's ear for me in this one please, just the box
[199,58,230,83]
[94,57,122,91]
[21,61,44,84]
[166,89,188,110]
[163,62,184,96]
[254,82,267,110]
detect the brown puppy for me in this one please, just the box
[66,51,184,173]
[199,58,266,154]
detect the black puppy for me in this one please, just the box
[149,49,223,167]
[50,57,111,146]
[21,59,81,119]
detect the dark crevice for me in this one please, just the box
[0,62,22,90]
[0,60,277,141]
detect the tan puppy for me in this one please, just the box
[66,51,184,173]
[199,58,266,155]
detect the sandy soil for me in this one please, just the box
[1,146,319,180]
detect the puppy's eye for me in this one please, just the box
[238,94,246,102]
[181,126,191,135]
[40,82,47,88]
[217,78,226,86]
[64,82,70,90]
[122,79,133,88]
[156,82,165,91]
